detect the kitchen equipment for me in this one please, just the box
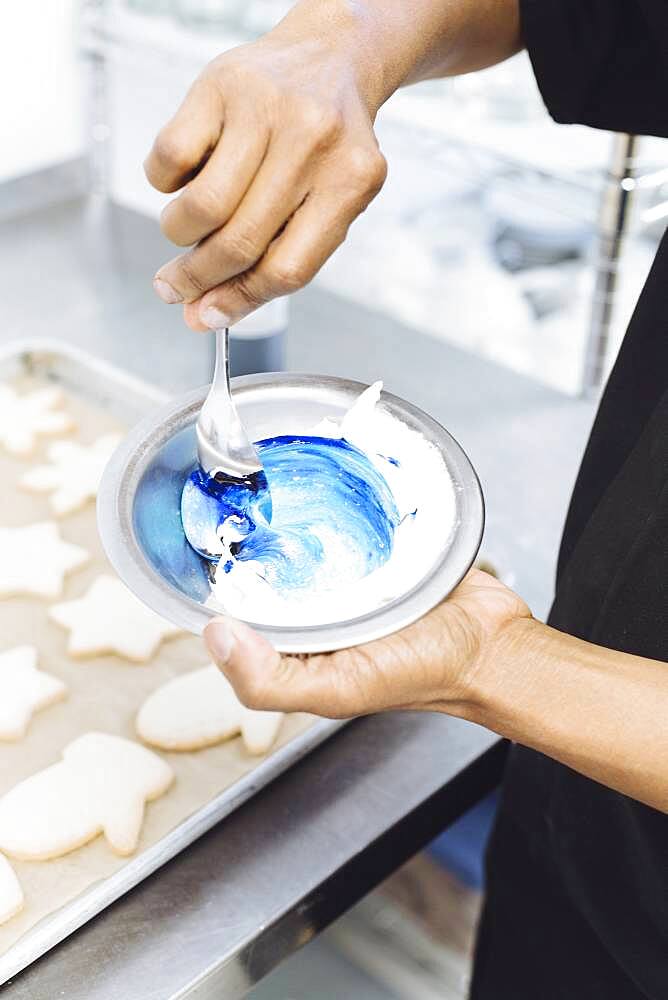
[0,341,345,984]
[98,373,485,654]
[196,328,265,482]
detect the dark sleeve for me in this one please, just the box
[520,0,668,138]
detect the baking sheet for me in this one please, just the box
[0,342,344,983]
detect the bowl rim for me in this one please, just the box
[97,373,485,653]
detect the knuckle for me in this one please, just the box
[151,130,190,175]
[178,254,208,296]
[219,224,262,269]
[232,270,265,310]
[269,257,310,293]
[182,182,224,225]
[345,145,387,196]
[300,101,344,146]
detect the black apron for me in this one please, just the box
[471,234,668,998]
[471,1,668,992]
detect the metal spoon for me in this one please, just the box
[181,326,271,562]
[197,327,265,482]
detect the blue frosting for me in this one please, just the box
[181,434,400,594]
[181,467,272,560]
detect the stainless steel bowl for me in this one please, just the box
[97,374,484,653]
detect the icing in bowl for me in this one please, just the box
[98,375,484,653]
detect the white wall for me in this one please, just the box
[0,1,85,183]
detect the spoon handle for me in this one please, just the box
[196,327,263,479]
[213,327,231,396]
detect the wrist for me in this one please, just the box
[465,615,546,729]
[267,0,392,115]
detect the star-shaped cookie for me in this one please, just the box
[49,575,183,662]
[0,384,74,456]
[0,646,67,741]
[0,522,89,599]
[20,433,122,515]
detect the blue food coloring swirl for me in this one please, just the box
[181,468,272,560]
[181,435,400,594]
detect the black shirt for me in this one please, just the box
[472,3,668,998]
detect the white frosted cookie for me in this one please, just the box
[137,663,284,756]
[20,433,122,516]
[0,522,89,599]
[49,574,182,662]
[0,732,174,860]
[0,855,23,925]
[0,646,67,741]
[0,384,74,456]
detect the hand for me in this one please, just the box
[144,29,387,331]
[203,570,531,718]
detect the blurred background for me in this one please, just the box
[1,2,667,996]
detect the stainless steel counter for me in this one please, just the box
[5,715,503,999]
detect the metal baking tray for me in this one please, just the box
[0,339,346,985]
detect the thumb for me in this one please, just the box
[204,617,354,718]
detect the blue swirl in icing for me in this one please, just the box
[181,467,272,560]
[181,434,400,594]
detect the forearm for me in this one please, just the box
[268,0,523,113]
[468,618,668,812]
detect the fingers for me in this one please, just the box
[194,198,351,327]
[182,178,379,330]
[148,38,391,324]
[206,616,391,718]
[144,75,224,194]
[154,143,312,304]
[203,577,531,718]
[157,139,387,321]
[159,107,270,248]
[182,300,210,333]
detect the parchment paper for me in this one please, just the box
[0,379,314,959]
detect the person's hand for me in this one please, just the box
[144,29,387,331]
[203,570,531,718]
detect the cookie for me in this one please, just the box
[20,433,122,516]
[0,646,67,741]
[240,706,285,756]
[136,663,284,755]
[49,574,182,662]
[0,384,74,456]
[0,522,89,599]
[0,855,23,926]
[0,732,174,860]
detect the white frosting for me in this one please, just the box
[209,383,457,628]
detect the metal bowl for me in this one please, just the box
[97,374,484,653]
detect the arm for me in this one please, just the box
[145,0,521,329]
[473,616,668,811]
[265,0,523,108]
[204,571,668,814]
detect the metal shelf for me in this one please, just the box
[81,1,668,394]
